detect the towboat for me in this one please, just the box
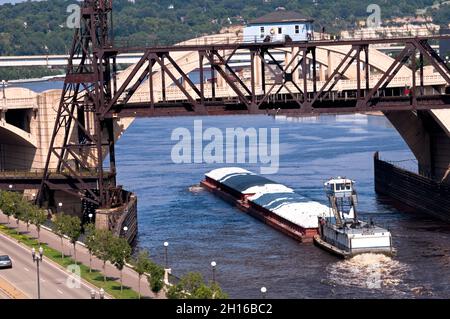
[313,177,395,259]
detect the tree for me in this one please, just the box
[110,236,132,293]
[0,191,16,225]
[32,207,47,244]
[92,229,114,282]
[167,272,228,299]
[54,213,67,259]
[22,204,33,233]
[132,249,152,299]
[11,192,25,235]
[147,262,165,294]
[84,223,97,273]
[65,215,81,263]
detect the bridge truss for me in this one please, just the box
[37,0,450,208]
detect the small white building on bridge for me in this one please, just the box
[243,10,314,43]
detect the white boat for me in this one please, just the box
[314,177,395,258]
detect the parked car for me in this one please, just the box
[0,255,12,269]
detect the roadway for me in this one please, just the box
[0,231,97,299]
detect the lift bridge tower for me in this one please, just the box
[37,0,136,241]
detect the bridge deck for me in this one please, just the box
[0,171,114,191]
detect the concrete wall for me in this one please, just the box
[384,110,450,183]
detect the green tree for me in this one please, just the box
[147,262,165,294]
[65,215,81,263]
[92,229,114,282]
[0,191,16,225]
[167,272,228,299]
[22,204,33,233]
[132,249,152,299]
[54,213,67,259]
[110,236,132,293]
[11,192,24,235]
[32,207,47,244]
[84,223,97,273]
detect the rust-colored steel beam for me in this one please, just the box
[37,0,450,212]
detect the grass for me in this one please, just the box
[0,224,141,299]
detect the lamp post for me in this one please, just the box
[163,241,169,269]
[31,246,44,299]
[57,202,62,213]
[99,288,105,299]
[211,261,217,284]
[88,213,93,223]
[261,287,267,299]
[1,80,7,99]
[8,184,12,190]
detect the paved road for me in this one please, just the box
[0,213,162,299]
[0,231,97,299]
[0,289,9,299]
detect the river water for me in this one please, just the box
[22,80,450,299]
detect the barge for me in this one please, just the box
[314,177,395,258]
[201,167,331,242]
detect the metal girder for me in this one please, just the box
[38,0,117,208]
[36,0,450,212]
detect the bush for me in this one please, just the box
[167,272,228,299]
[147,262,165,293]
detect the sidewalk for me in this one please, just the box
[0,213,163,299]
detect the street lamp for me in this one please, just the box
[90,289,96,299]
[261,287,267,299]
[1,80,7,99]
[163,241,169,269]
[123,226,128,232]
[99,288,105,299]
[211,261,217,284]
[31,246,44,299]
[88,213,93,223]
[8,184,12,190]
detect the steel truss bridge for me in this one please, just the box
[22,0,450,209]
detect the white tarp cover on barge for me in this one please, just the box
[206,167,330,229]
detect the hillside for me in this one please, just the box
[0,0,447,55]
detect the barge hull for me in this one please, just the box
[374,153,450,222]
[201,179,316,242]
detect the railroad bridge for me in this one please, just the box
[1,0,450,239]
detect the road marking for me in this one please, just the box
[57,289,63,295]
[23,267,29,272]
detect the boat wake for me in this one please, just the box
[188,185,205,193]
[326,253,410,293]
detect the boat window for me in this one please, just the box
[295,25,300,34]
[278,27,282,34]
[346,184,351,190]
[260,27,265,34]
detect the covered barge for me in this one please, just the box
[201,167,330,242]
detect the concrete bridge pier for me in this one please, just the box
[384,110,450,183]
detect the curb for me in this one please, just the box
[0,276,29,299]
